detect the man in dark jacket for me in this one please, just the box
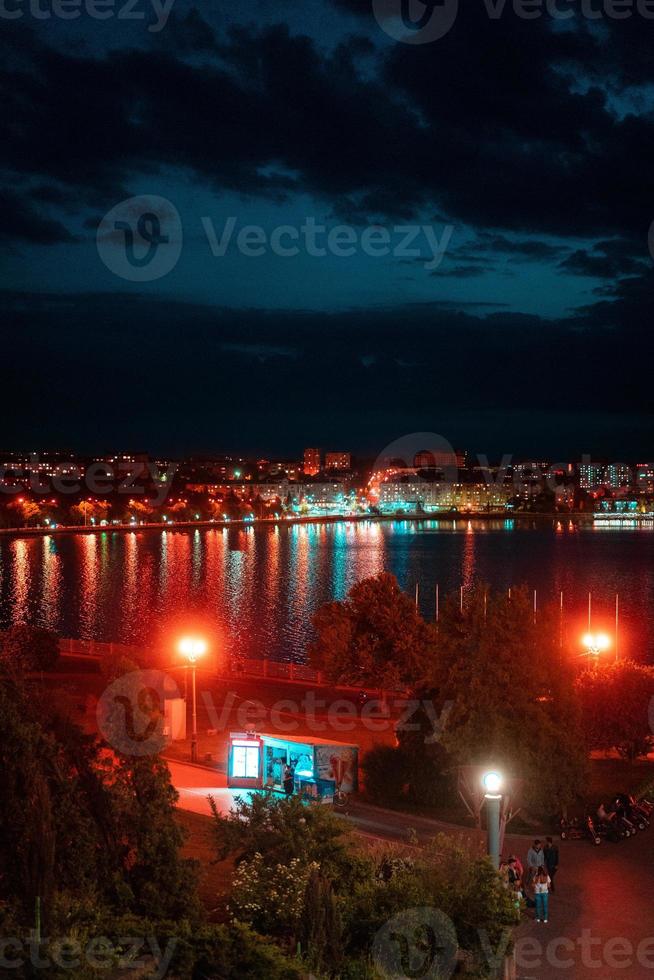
[544,837,559,893]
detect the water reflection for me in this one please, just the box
[0,520,652,662]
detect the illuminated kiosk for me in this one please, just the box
[227,732,359,803]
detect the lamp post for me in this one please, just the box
[483,770,503,870]
[179,637,207,762]
[581,632,611,658]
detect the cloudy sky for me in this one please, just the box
[2,0,653,457]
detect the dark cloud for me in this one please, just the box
[3,9,653,245]
[0,190,76,245]
[559,237,649,278]
[1,278,651,453]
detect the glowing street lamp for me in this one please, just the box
[582,632,611,657]
[483,770,503,869]
[179,637,207,761]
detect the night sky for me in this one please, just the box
[2,0,653,458]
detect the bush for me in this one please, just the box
[361,745,407,805]
[0,625,59,672]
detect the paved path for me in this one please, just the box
[168,760,654,980]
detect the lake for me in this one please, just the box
[1,518,653,664]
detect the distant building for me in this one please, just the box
[325,452,351,471]
[604,463,632,490]
[636,463,654,494]
[579,463,605,490]
[303,448,321,476]
[378,478,510,512]
[414,449,466,470]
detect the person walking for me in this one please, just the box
[544,837,559,893]
[533,866,551,923]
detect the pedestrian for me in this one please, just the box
[508,853,524,881]
[283,763,294,797]
[505,858,522,910]
[526,839,545,885]
[544,836,559,893]
[533,866,551,923]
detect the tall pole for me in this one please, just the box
[559,590,564,658]
[588,592,592,631]
[415,582,419,609]
[460,585,464,614]
[191,662,198,763]
[486,794,501,870]
[533,589,537,624]
[615,594,619,662]
[435,583,440,623]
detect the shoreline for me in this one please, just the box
[0,509,600,540]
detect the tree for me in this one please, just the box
[210,792,363,885]
[0,624,60,672]
[7,498,42,526]
[0,678,200,932]
[309,572,437,689]
[71,500,110,524]
[361,745,408,805]
[576,660,654,760]
[424,585,587,816]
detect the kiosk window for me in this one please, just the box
[233,745,259,778]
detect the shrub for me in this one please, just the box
[361,745,407,805]
[0,625,59,672]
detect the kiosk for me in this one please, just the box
[227,731,358,802]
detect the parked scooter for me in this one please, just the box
[596,803,627,841]
[615,794,649,831]
[558,814,601,845]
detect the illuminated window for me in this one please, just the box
[233,745,260,778]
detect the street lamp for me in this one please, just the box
[179,637,207,762]
[582,632,611,657]
[483,770,503,870]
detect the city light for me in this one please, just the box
[582,632,611,656]
[482,770,502,795]
[178,636,207,663]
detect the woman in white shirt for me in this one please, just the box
[533,867,551,923]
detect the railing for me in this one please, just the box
[56,638,399,693]
[57,638,329,685]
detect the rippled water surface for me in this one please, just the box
[1,518,653,663]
